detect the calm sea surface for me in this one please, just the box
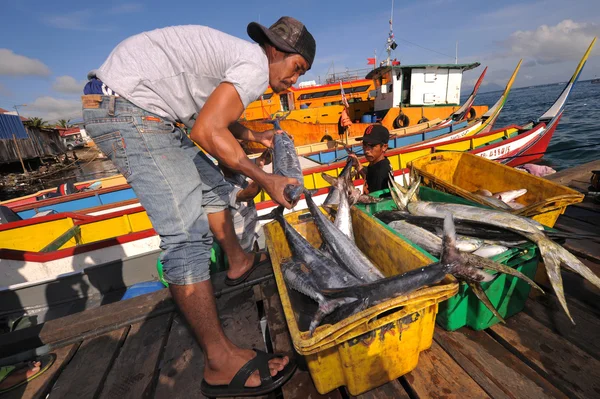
[472,80,600,171]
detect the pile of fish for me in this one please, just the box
[259,156,541,334]
[383,175,600,324]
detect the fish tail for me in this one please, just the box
[254,205,285,222]
[321,173,342,190]
[441,214,496,282]
[463,253,544,293]
[539,234,600,324]
[534,235,574,324]
[468,282,505,323]
[309,297,359,336]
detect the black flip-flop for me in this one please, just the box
[224,251,270,286]
[200,350,296,398]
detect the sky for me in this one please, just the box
[1,0,599,122]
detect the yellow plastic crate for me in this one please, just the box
[263,207,458,395]
[409,152,584,227]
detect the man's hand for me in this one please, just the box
[263,174,301,209]
[253,129,283,148]
[256,149,272,168]
[348,153,361,169]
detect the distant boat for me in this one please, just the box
[592,78,600,84]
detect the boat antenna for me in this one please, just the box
[385,0,398,66]
[455,41,458,64]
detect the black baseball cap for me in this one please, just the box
[357,124,390,145]
[247,16,316,70]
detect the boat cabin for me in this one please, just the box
[366,63,480,112]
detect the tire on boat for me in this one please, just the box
[393,113,410,128]
[417,117,429,124]
[468,108,477,121]
[320,134,334,142]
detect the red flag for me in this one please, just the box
[367,58,375,65]
[392,60,400,66]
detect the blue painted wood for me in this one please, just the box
[306,120,468,164]
[16,188,137,219]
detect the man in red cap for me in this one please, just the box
[82,16,315,397]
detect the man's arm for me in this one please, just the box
[236,181,261,203]
[189,82,296,208]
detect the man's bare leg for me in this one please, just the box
[207,209,267,280]
[170,281,288,386]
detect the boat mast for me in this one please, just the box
[385,0,397,66]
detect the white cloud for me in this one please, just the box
[502,19,600,65]
[108,3,143,14]
[45,10,113,31]
[0,49,51,76]
[52,75,86,94]
[24,96,82,122]
[45,4,142,31]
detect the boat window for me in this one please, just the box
[311,91,328,98]
[325,89,341,97]
[351,85,371,93]
[261,93,274,100]
[298,93,313,100]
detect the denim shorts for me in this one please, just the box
[82,95,233,285]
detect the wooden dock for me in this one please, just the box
[1,162,599,398]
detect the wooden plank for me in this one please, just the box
[217,287,268,399]
[0,289,173,358]
[435,329,567,399]
[402,340,490,398]
[489,312,600,399]
[2,344,78,399]
[260,281,342,399]
[50,328,129,399]
[155,287,268,399]
[563,205,600,227]
[554,217,600,263]
[99,313,172,399]
[154,315,206,399]
[351,380,411,399]
[0,269,269,356]
[545,160,600,186]
[536,259,600,312]
[524,295,600,359]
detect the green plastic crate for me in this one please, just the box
[357,186,540,331]
[156,242,229,287]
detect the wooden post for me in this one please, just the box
[12,134,28,176]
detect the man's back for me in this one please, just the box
[97,25,269,127]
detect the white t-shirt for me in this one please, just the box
[96,25,269,128]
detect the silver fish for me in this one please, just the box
[322,172,354,240]
[303,189,385,282]
[388,221,482,254]
[323,159,353,206]
[494,189,527,203]
[474,194,514,210]
[472,245,508,258]
[272,125,304,203]
[507,201,525,210]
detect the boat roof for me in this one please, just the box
[365,62,481,79]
